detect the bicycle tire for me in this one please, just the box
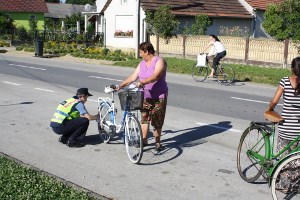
[98,102,112,143]
[217,64,235,85]
[271,154,300,200]
[237,125,266,183]
[192,65,208,82]
[124,114,143,164]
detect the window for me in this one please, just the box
[114,15,133,37]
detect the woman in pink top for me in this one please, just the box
[118,42,168,152]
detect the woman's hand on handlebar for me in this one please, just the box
[136,81,144,88]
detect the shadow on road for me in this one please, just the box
[0,101,34,106]
[163,121,233,147]
[140,121,233,165]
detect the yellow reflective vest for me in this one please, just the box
[50,97,81,124]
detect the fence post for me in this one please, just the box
[244,37,249,64]
[182,35,186,59]
[283,39,289,69]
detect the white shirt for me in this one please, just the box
[213,41,226,53]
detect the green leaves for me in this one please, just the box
[145,6,179,42]
[191,14,211,35]
[263,0,300,42]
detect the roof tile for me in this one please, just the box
[245,0,283,10]
[0,0,48,13]
[140,0,252,18]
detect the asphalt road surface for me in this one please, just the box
[0,53,281,200]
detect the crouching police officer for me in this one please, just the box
[50,88,99,148]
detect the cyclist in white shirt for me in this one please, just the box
[203,34,227,78]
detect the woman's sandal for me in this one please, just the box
[155,143,165,152]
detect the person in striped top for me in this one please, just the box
[267,57,300,192]
[268,57,300,150]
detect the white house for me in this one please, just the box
[83,0,146,52]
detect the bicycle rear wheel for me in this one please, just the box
[192,65,208,82]
[271,154,300,200]
[98,102,112,143]
[217,65,235,85]
[237,125,266,183]
[124,114,143,164]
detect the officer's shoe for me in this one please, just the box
[58,136,68,144]
[67,140,85,148]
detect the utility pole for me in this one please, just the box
[136,0,140,59]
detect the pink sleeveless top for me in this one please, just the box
[139,56,168,99]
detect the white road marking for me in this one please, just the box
[9,64,46,71]
[196,122,242,133]
[231,96,283,106]
[89,76,122,82]
[3,81,21,86]
[34,88,55,92]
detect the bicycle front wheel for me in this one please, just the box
[124,114,143,164]
[271,154,300,200]
[237,125,266,183]
[217,65,235,85]
[98,102,112,143]
[192,65,208,82]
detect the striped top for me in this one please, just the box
[278,77,300,140]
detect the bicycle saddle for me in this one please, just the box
[264,111,284,123]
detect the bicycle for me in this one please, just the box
[97,84,144,164]
[192,53,235,85]
[237,110,300,199]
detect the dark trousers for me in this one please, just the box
[212,51,226,69]
[52,117,89,143]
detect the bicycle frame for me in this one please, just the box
[247,121,300,177]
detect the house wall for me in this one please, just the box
[253,10,271,38]
[176,16,252,37]
[104,0,137,50]
[7,12,45,30]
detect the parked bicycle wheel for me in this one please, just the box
[217,64,235,85]
[271,154,300,200]
[192,65,208,82]
[237,125,266,182]
[98,102,112,143]
[124,114,143,164]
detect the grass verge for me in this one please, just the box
[114,57,291,86]
[0,155,106,200]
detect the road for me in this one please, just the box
[0,52,281,200]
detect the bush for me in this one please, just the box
[16,46,24,51]
[0,40,10,47]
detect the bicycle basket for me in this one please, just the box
[118,90,144,111]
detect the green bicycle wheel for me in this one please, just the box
[271,154,300,200]
[237,125,266,183]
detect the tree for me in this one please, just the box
[0,13,14,35]
[65,0,95,5]
[145,5,179,42]
[191,14,211,35]
[63,13,84,32]
[263,0,300,42]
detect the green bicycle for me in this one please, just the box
[237,111,300,199]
